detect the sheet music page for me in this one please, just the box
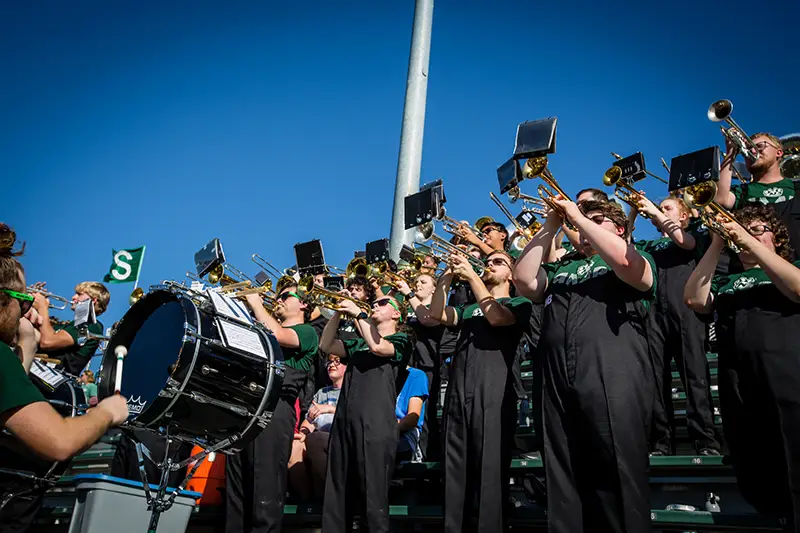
[30,360,68,389]
[207,290,253,323]
[73,299,91,327]
[218,320,267,360]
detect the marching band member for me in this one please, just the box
[319,293,413,533]
[634,195,720,456]
[33,281,110,376]
[227,284,319,533]
[0,225,128,531]
[430,251,532,533]
[684,205,800,529]
[514,199,657,533]
[454,218,509,257]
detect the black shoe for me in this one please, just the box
[699,448,721,456]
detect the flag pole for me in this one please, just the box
[133,246,146,291]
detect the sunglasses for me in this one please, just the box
[326,357,342,367]
[0,289,34,315]
[486,257,510,268]
[373,298,399,312]
[278,291,300,302]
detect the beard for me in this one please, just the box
[482,270,506,287]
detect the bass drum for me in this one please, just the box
[97,288,283,453]
[0,372,82,512]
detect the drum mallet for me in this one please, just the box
[114,345,127,394]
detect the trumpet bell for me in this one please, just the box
[708,99,733,122]
[415,222,434,242]
[523,157,548,178]
[129,287,144,306]
[683,181,717,209]
[345,257,369,279]
[603,165,623,187]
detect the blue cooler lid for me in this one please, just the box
[72,473,202,499]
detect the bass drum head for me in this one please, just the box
[97,290,196,423]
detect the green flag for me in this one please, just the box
[103,246,146,284]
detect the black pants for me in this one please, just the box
[418,369,441,461]
[0,490,43,533]
[648,307,719,454]
[225,397,296,533]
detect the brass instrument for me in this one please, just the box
[522,156,575,228]
[436,207,483,239]
[722,152,751,183]
[345,257,369,279]
[371,261,418,289]
[297,275,372,318]
[489,192,541,251]
[682,181,741,252]
[207,263,253,286]
[661,158,671,174]
[414,223,485,277]
[26,286,69,310]
[602,165,662,219]
[610,152,668,184]
[129,287,144,306]
[779,133,800,181]
[708,99,760,163]
[507,186,548,216]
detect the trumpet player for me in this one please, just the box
[684,205,800,529]
[430,251,532,533]
[454,218,509,257]
[514,199,657,533]
[33,281,110,376]
[227,286,319,533]
[715,133,800,256]
[634,195,720,456]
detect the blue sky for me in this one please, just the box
[4,0,799,328]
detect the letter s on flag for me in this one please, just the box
[111,250,133,280]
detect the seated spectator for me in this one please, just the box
[78,370,98,406]
[288,354,346,500]
[396,366,429,463]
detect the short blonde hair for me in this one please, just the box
[752,132,784,154]
[74,281,110,315]
[81,369,95,383]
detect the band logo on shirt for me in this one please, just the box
[552,262,610,287]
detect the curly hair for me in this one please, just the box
[580,200,630,239]
[0,224,25,309]
[734,204,794,261]
[345,275,376,303]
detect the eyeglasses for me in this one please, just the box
[326,357,341,367]
[0,289,34,315]
[278,291,300,302]
[747,224,772,236]
[587,215,609,225]
[486,257,510,268]
[755,141,777,152]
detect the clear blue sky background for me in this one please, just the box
[4,0,799,329]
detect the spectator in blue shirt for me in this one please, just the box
[396,366,429,462]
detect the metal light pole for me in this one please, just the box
[388,0,434,260]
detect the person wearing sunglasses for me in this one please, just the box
[715,132,800,260]
[288,354,347,501]
[227,286,319,533]
[684,204,800,528]
[318,293,413,533]
[631,194,721,458]
[32,280,110,376]
[429,249,532,533]
[514,199,658,533]
[0,224,128,530]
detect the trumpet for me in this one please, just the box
[345,257,369,279]
[297,275,372,318]
[372,261,418,289]
[610,152,668,184]
[682,181,741,252]
[207,263,254,286]
[602,166,662,219]
[708,99,760,163]
[129,287,144,306]
[523,156,575,228]
[489,192,541,251]
[722,152,752,183]
[414,223,485,277]
[507,186,548,216]
[26,286,70,310]
[436,207,484,239]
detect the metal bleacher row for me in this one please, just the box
[31,352,788,532]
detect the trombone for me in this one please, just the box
[708,99,760,163]
[682,181,741,252]
[507,186,548,216]
[522,156,575,228]
[610,152,668,184]
[207,263,254,286]
[297,275,372,318]
[489,192,541,251]
[414,223,485,277]
[26,286,69,310]
[434,207,483,239]
[602,166,663,219]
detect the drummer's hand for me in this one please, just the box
[336,299,361,318]
[97,395,129,426]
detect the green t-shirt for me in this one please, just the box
[342,332,413,364]
[542,251,658,308]
[732,177,796,208]
[0,342,46,418]
[81,382,98,403]
[282,323,319,372]
[454,296,532,325]
[48,320,104,376]
[711,261,800,298]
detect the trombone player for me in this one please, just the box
[227,283,319,533]
[32,281,110,376]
